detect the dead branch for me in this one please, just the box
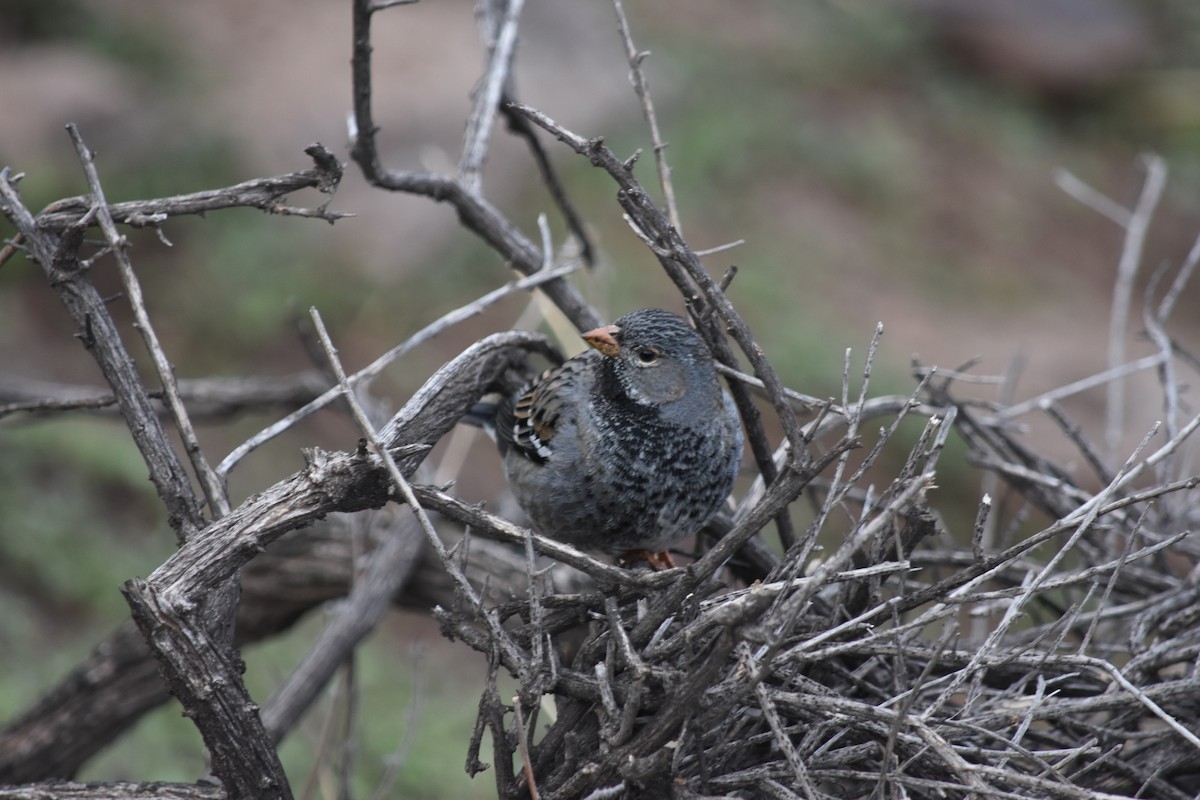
[25,143,346,233]
[0,373,331,420]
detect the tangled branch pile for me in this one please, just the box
[443,338,1200,798]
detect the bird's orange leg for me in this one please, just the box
[618,549,676,571]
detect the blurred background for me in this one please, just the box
[2,0,1199,796]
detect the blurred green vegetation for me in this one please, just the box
[3,0,1200,795]
[2,0,185,83]
[0,420,172,719]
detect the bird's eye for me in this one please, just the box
[635,346,659,364]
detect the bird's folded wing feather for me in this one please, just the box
[498,356,591,464]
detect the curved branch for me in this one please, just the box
[347,0,601,334]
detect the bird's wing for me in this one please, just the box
[497,355,592,464]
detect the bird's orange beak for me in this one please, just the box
[582,323,621,357]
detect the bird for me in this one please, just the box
[491,308,743,570]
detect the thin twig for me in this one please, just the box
[69,124,230,518]
[1105,155,1166,458]
[993,353,1165,421]
[218,262,577,477]
[500,99,597,267]
[1144,262,1182,461]
[1054,168,1132,227]
[695,239,745,257]
[307,310,528,676]
[612,0,681,233]
[513,694,541,799]
[1156,230,1200,323]
[460,0,526,193]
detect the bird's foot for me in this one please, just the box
[617,549,675,571]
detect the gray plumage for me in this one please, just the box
[496,308,743,558]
